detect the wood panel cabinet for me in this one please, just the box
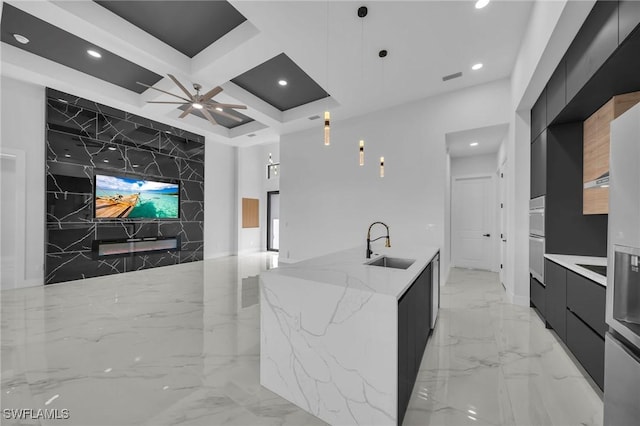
[583,91,640,214]
[545,260,567,341]
[397,262,432,425]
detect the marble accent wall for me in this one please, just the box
[45,88,205,284]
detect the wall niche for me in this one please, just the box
[45,88,205,284]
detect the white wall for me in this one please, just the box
[236,142,279,253]
[280,78,511,277]
[450,154,497,177]
[0,76,46,289]
[203,142,237,258]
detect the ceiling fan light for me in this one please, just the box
[215,107,223,112]
[192,103,203,110]
[87,49,102,58]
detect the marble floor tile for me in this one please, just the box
[1,258,602,425]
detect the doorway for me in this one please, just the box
[267,191,280,252]
[451,175,495,270]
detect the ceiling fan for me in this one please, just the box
[137,74,247,126]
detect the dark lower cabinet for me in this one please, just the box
[398,263,432,425]
[545,260,567,341]
[530,275,546,320]
[566,310,605,389]
[566,270,606,338]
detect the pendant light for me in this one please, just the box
[380,157,385,178]
[323,2,331,146]
[324,111,331,146]
[359,140,365,166]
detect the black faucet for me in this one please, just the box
[366,222,391,258]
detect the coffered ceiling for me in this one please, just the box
[0,0,534,146]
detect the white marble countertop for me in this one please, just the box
[263,245,439,299]
[544,254,607,287]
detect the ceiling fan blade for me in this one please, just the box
[179,105,194,119]
[146,101,189,104]
[207,106,243,122]
[167,74,194,99]
[200,108,219,126]
[137,82,191,102]
[208,102,248,110]
[200,86,223,102]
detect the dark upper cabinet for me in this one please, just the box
[619,0,640,44]
[530,130,547,199]
[531,88,547,141]
[546,60,566,125]
[566,1,619,102]
[545,259,567,342]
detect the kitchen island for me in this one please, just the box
[259,246,439,426]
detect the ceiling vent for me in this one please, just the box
[247,133,256,137]
[442,72,463,82]
[308,115,321,120]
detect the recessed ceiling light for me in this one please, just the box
[475,0,490,9]
[108,147,116,151]
[87,49,102,59]
[192,103,203,109]
[278,79,288,86]
[472,63,483,71]
[215,107,223,112]
[470,142,479,147]
[13,33,30,44]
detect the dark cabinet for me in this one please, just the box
[531,88,547,141]
[398,262,432,425]
[565,0,619,101]
[566,270,607,338]
[530,130,547,198]
[566,310,605,389]
[545,260,567,341]
[530,275,546,320]
[619,0,640,45]
[546,60,566,125]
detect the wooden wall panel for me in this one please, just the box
[583,91,640,214]
[242,198,259,228]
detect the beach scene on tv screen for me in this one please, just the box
[95,174,179,219]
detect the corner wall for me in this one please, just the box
[280,79,511,276]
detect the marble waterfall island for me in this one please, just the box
[260,246,439,425]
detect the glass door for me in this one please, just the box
[267,191,280,252]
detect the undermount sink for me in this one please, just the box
[366,256,415,270]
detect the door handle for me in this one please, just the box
[483,233,490,237]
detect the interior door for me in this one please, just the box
[452,175,494,270]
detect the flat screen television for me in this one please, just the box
[94,173,180,219]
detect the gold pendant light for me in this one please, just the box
[380,156,385,178]
[324,111,331,146]
[359,140,365,166]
